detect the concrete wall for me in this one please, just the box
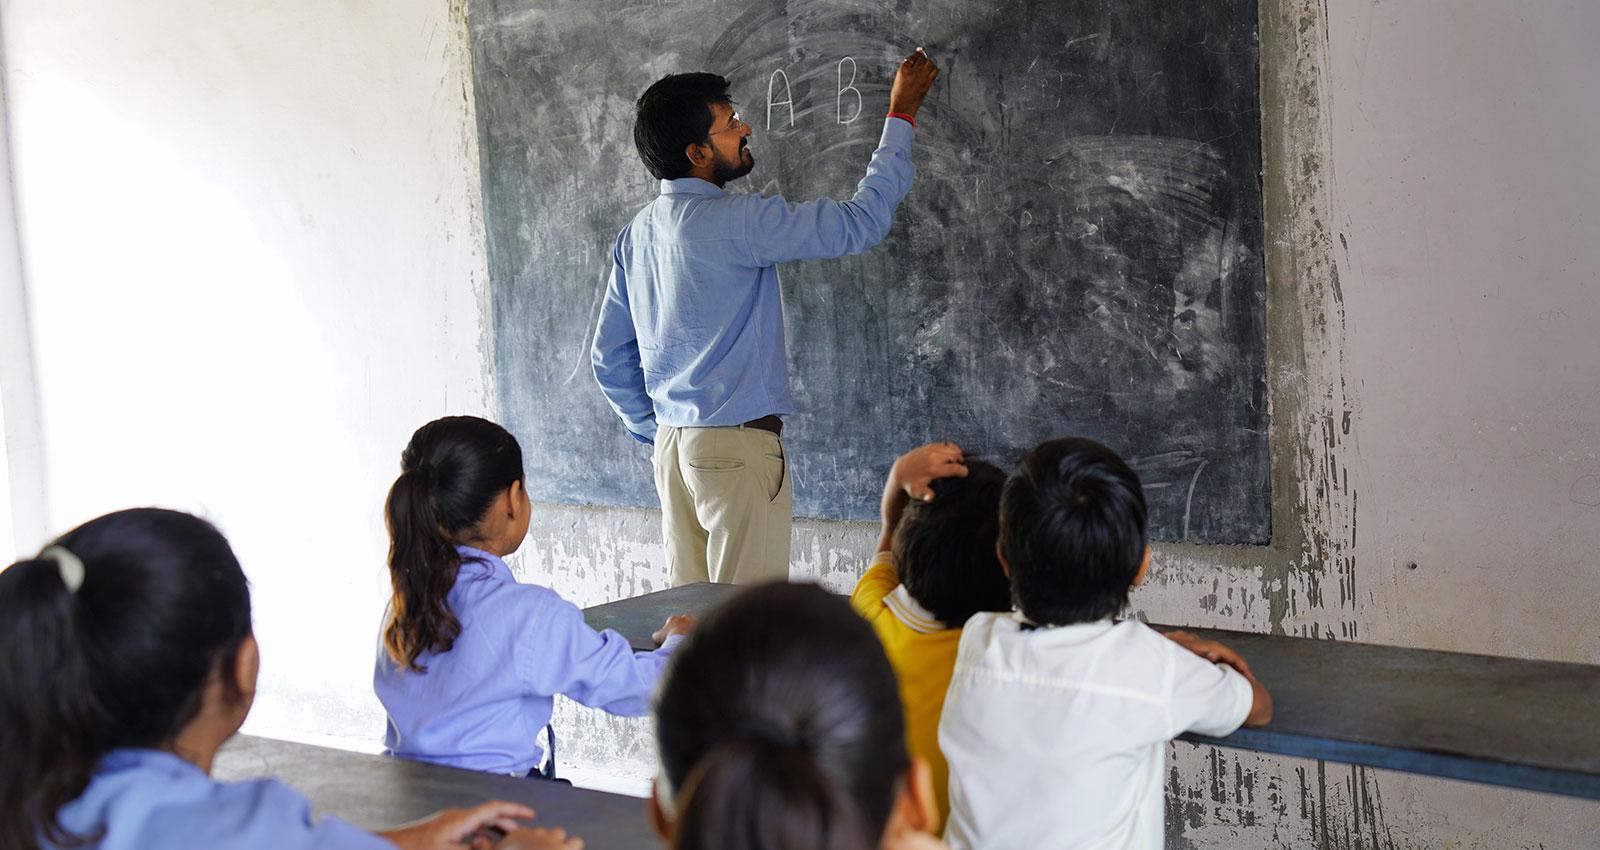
[2,0,1597,846]
[1,0,493,746]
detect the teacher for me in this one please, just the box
[592,49,940,586]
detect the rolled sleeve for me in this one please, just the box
[1167,645,1255,738]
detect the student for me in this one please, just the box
[374,415,693,779]
[650,582,950,850]
[0,507,579,850]
[849,442,1011,831]
[939,438,1273,850]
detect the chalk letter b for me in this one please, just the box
[837,57,862,124]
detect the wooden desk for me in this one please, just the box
[584,582,1600,800]
[213,735,657,847]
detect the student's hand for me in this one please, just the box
[653,614,697,646]
[876,442,967,552]
[1163,631,1254,678]
[888,48,940,119]
[489,827,585,850]
[892,442,968,503]
[379,801,533,850]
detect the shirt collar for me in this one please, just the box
[455,545,515,582]
[659,177,726,197]
[884,585,949,634]
[98,748,205,779]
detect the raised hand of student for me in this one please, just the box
[652,613,697,646]
[888,48,940,119]
[877,442,967,552]
[490,826,585,850]
[380,801,534,850]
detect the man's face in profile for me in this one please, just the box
[705,101,754,183]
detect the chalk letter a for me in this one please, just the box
[767,69,795,130]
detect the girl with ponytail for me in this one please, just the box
[0,508,579,850]
[650,582,950,850]
[375,416,693,778]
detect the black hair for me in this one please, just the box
[383,415,524,673]
[0,508,253,850]
[892,459,1011,626]
[656,583,908,850]
[999,437,1149,626]
[633,72,732,180]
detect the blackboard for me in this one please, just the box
[469,0,1269,543]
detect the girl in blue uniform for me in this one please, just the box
[374,416,693,777]
[0,507,580,850]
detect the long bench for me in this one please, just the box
[583,583,1600,800]
[213,735,658,847]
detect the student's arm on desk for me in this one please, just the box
[1165,630,1274,728]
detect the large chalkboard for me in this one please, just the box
[469,0,1269,543]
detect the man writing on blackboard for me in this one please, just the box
[592,49,939,586]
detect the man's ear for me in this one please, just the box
[648,777,673,843]
[684,140,711,169]
[1132,546,1152,587]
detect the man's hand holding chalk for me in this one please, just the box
[888,48,940,125]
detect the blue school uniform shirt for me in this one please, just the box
[373,545,681,776]
[591,116,917,445]
[46,748,389,850]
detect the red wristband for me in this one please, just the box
[887,111,917,128]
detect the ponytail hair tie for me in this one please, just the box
[40,545,86,594]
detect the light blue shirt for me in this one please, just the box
[373,546,680,776]
[592,117,918,444]
[46,748,388,850]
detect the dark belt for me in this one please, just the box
[743,414,783,436]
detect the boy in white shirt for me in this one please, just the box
[939,437,1272,850]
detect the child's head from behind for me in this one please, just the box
[0,509,254,850]
[384,415,527,672]
[893,459,1011,626]
[653,583,933,850]
[999,437,1149,627]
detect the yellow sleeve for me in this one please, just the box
[849,551,900,616]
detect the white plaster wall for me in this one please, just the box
[2,0,493,747]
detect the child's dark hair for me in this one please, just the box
[892,459,1011,626]
[634,72,732,180]
[656,583,908,850]
[0,508,253,850]
[999,437,1148,626]
[384,415,524,673]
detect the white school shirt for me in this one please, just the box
[46,748,391,850]
[939,613,1254,850]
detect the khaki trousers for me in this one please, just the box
[652,424,793,586]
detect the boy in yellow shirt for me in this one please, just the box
[850,442,1012,831]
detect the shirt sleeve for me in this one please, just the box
[520,593,678,717]
[742,117,916,267]
[590,230,658,445]
[1165,640,1255,738]
[849,551,901,617]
